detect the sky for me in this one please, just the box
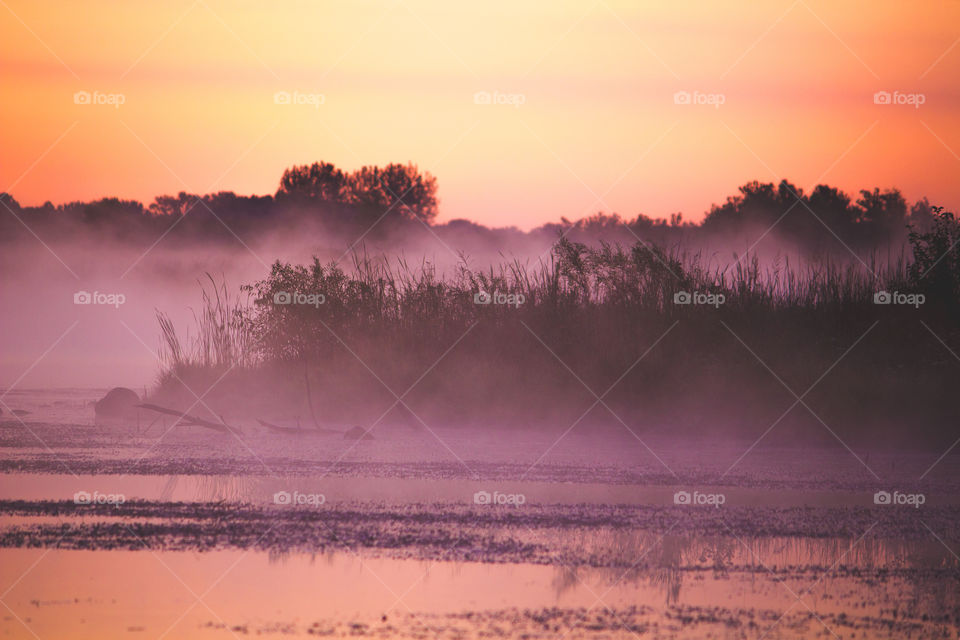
[2,0,959,230]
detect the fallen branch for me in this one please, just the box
[137,404,242,435]
[257,418,342,436]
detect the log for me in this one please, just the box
[137,403,242,435]
[257,418,342,436]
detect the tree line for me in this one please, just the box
[0,160,943,255]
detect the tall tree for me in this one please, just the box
[277,162,347,202]
[345,163,438,222]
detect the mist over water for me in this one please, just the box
[0,188,922,392]
[0,225,553,388]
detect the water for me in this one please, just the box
[2,389,959,639]
[1,539,955,639]
[0,387,107,425]
[0,473,936,506]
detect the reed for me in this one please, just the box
[157,274,254,381]
[156,240,928,370]
[151,234,956,444]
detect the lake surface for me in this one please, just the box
[1,388,958,639]
[2,535,956,639]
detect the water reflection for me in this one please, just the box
[0,530,957,638]
[5,472,957,507]
[2,472,959,631]
[551,528,960,619]
[193,474,261,502]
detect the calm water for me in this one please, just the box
[0,472,917,506]
[2,389,958,639]
[1,536,956,639]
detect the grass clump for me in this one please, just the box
[152,221,958,448]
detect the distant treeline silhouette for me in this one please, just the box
[0,161,943,255]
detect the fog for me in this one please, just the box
[1,172,951,449]
[0,218,889,391]
[0,223,556,389]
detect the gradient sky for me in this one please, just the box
[2,0,959,229]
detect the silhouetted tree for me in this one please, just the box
[857,188,906,224]
[150,192,198,218]
[344,163,438,222]
[0,193,20,210]
[702,180,801,233]
[808,185,853,228]
[80,198,144,224]
[908,197,937,233]
[277,162,346,202]
[0,171,944,258]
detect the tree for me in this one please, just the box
[856,188,906,227]
[808,185,853,228]
[908,197,937,233]
[149,192,198,218]
[702,181,800,232]
[344,163,438,222]
[275,161,438,223]
[0,193,22,234]
[0,193,20,211]
[277,162,346,202]
[80,198,145,227]
[800,184,856,249]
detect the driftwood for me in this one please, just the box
[137,403,242,435]
[257,418,342,436]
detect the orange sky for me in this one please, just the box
[2,0,958,229]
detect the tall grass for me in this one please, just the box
[157,274,254,379]
[157,241,922,370]
[152,236,956,444]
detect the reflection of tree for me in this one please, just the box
[899,540,960,622]
[552,528,691,605]
[550,526,960,619]
[266,549,339,567]
[551,564,582,599]
[647,536,685,605]
[194,474,258,502]
[268,547,293,565]
[159,475,178,501]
